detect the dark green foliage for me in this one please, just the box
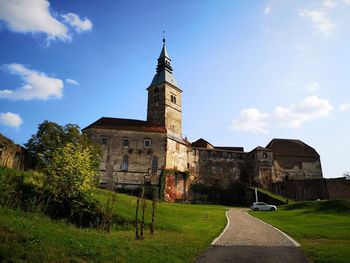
[0,166,106,228]
[25,120,100,171]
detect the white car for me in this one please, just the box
[251,202,277,211]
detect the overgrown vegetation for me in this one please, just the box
[0,168,228,262]
[250,200,350,263]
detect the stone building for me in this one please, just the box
[83,39,323,202]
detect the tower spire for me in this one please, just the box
[149,37,179,87]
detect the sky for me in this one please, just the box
[0,0,349,178]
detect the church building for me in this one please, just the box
[83,39,323,202]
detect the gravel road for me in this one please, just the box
[195,208,308,263]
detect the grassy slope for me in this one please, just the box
[0,189,227,263]
[250,200,350,263]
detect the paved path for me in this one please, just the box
[195,208,308,263]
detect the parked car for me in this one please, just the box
[251,202,277,211]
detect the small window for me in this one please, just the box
[122,155,128,171]
[101,137,107,145]
[171,95,177,104]
[263,152,267,158]
[123,138,129,147]
[144,139,151,148]
[151,156,158,174]
[173,96,176,104]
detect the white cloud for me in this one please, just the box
[0,0,92,43]
[323,0,337,9]
[0,0,69,41]
[340,104,350,112]
[0,63,63,100]
[231,96,333,133]
[299,9,334,35]
[230,108,269,134]
[273,96,333,128]
[62,13,92,33]
[306,82,319,92]
[344,0,350,5]
[264,5,271,15]
[0,112,23,128]
[66,78,79,85]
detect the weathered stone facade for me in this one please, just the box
[83,39,324,202]
[0,133,28,170]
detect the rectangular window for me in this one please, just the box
[122,138,129,147]
[144,139,151,148]
[101,137,107,145]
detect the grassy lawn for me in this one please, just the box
[0,189,228,262]
[249,200,350,263]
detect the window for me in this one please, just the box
[122,155,128,171]
[144,139,151,148]
[153,87,160,102]
[263,152,267,158]
[151,156,158,174]
[122,138,129,147]
[101,137,107,145]
[171,95,177,104]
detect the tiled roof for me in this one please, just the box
[82,117,167,133]
[215,146,244,152]
[191,138,214,148]
[266,138,320,157]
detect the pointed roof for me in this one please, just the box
[149,38,179,88]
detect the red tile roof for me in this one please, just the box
[82,117,167,133]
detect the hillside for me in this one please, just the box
[0,187,227,262]
[250,200,350,263]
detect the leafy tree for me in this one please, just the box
[25,121,100,170]
[46,142,99,199]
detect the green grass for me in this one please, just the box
[0,189,228,262]
[250,187,295,204]
[249,200,350,263]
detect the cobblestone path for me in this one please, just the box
[195,208,308,263]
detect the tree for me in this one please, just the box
[45,142,99,199]
[26,121,100,171]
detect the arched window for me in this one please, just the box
[173,96,176,104]
[122,155,128,171]
[151,156,158,174]
[153,87,160,102]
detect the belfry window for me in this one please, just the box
[122,155,128,171]
[153,87,160,102]
[151,156,158,174]
[171,95,177,104]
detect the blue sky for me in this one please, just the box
[0,0,349,178]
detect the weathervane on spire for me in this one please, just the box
[162,30,166,46]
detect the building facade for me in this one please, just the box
[83,39,323,202]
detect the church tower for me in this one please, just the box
[147,39,183,139]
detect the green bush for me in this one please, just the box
[0,166,105,228]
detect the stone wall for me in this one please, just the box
[326,177,350,200]
[270,179,329,201]
[193,148,246,188]
[84,128,167,190]
[273,156,323,181]
[0,134,27,170]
